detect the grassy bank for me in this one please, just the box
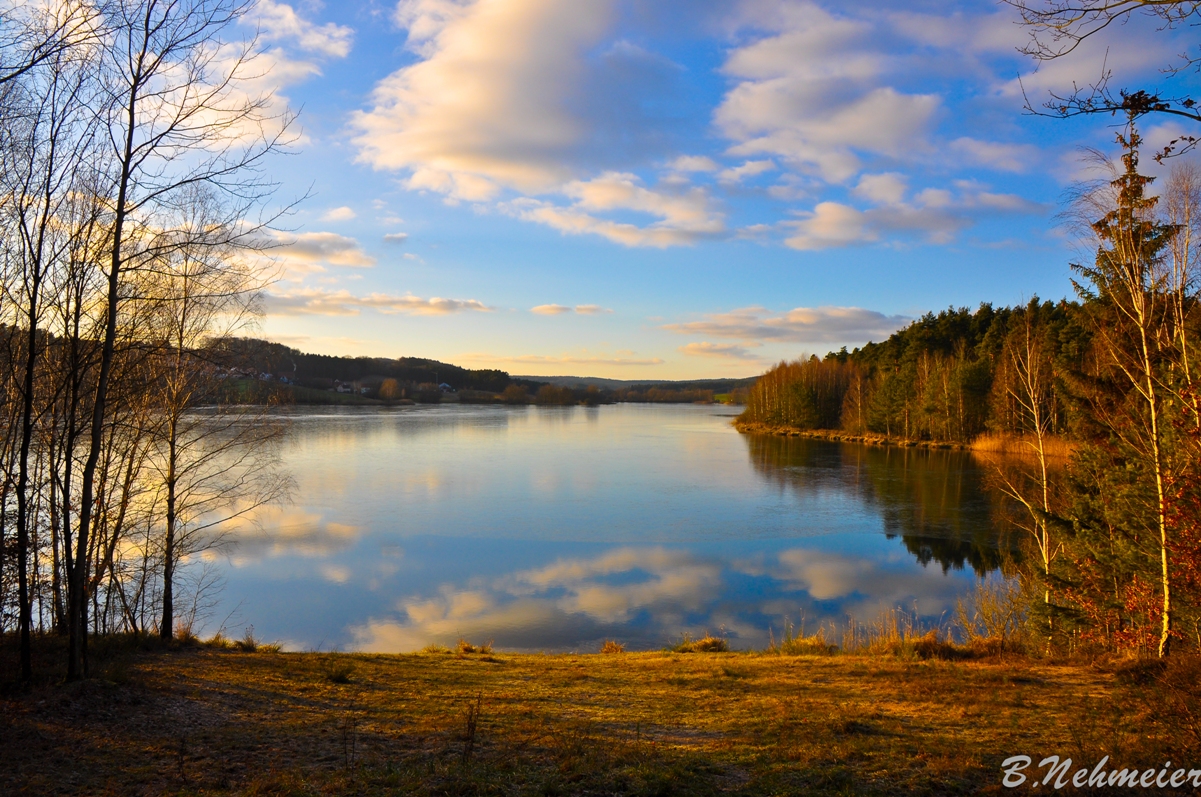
[3,638,1197,795]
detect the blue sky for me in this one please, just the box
[243,0,1201,378]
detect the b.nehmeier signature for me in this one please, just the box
[1003,756,1201,789]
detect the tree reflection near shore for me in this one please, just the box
[743,434,1021,575]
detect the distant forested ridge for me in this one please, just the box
[209,338,513,394]
[207,339,752,405]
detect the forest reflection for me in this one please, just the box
[742,434,1020,575]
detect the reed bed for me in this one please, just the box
[970,432,1076,460]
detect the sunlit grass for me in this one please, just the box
[1,633,1194,795]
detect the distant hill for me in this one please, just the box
[211,338,512,392]
[209,338,758,397]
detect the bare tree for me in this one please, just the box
[985,309,1063,626]
[0,26,101,681]
[1163,162,1201,421]
[140,189,287,640]
[0,2,102,89]
[66,0,294,679]
[1006,0,1201,152]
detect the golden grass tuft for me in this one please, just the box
[600,639,625,654]
[840,608,964,658]
[456,638,493,655]
[766,621,837,656]
[669,633,729,653]
[204,632,232,649]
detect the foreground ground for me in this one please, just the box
[1,642,1199,796]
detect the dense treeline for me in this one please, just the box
[0,0,292,681]
[741,299,1078,442]
[740,125,1201,658]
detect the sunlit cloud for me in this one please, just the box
[210,1,354,145]
[783,182,1044,250]
[664,305,910,345]
[678,341,762,361]
[949,138,1040,173]
[716,4,940,183]
[530,303,613,315]
[501,171,725,247]
[352,0,617,197]
[335,0,1183,256]
[717,159,775,184]
[320,206,357,221]
[669,154,719,172]
[350,0,725,247]
[383,232,409,243]
[251,0,354,58]
[265,230,375,276]
[265,287,491,316]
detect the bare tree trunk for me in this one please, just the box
[161,428,176,639]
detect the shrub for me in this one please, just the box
[600,640,625,654]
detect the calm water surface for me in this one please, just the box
[203,403,1014,651]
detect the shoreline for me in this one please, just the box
[732,419,972,450]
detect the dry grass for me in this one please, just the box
[970,432,1076,460]
[455,638,493,656]
[601,639,626,654]
[0,638,1195,796]
[668,633,730,653]
[840,607,960,658]
[766,620,837,656]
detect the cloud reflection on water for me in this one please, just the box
[349,544,969,653]
[207,406,1007,651]
[218,505,364,561]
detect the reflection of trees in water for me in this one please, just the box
[743,435,1020,575]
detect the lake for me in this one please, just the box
[198,403,1016,652]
